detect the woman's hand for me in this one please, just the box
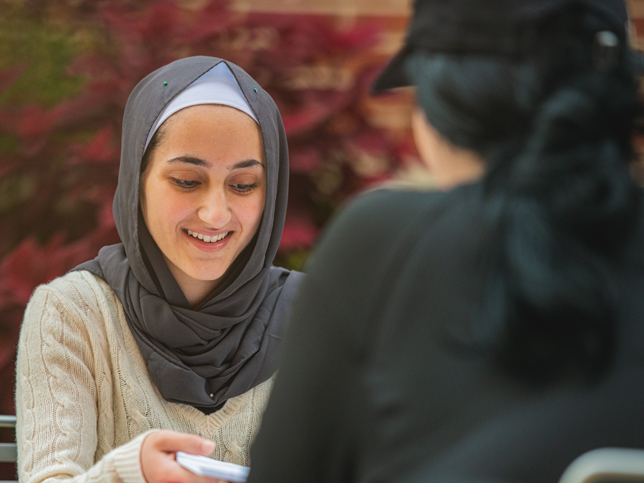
[141,429,230,483]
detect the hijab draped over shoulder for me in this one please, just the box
[73,56,303,413]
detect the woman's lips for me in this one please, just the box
[183,229,232,252]
[186,229,230,243]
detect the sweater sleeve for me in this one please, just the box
[15,284,153,483]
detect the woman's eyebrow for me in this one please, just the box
[231,159,264,170]
[166,156,264,170]
[167,156,211,168]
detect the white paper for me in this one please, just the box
[176,451,250,482]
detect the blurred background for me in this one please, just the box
[0,0,420,420]
[1,0,644,478]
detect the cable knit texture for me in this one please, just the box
[15,270,274,483]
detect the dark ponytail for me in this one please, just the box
[408,6,643,382]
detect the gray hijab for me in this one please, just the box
[73,56,303,413]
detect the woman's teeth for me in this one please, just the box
[187,230,229,243]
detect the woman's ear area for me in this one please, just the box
[411,106,485,189]
[411,107,434,168]
[139,151,152,214]
[258,124,267,165]
[139,122,170,210]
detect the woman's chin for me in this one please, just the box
[186,267,226,284]
[167,260,227,289]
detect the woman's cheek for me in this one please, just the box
[249,198,265,225]
[160,191,196,222]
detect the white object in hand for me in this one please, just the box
[176,451,251,482]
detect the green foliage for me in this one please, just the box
[0,11,89,106]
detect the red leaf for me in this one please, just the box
[52,93,114,126]
[282,93,352,135]
[333,24,382,51]
[0,64,27,95]
[350,131,389,154]
[290,148,321,173]
[0,235,94,306]
[176,0,232,43]
[97,201,115,230]
[139,1,182,41]
[98,3,143,38]
[16,105,59,140]
[69,125,118,165]
[0,155,20,178]
[280,216,318,250]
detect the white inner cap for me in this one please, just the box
[144,62,259,151]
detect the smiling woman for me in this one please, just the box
[14,57,302,483]
[141,104,267,306]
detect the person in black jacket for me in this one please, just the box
[247,1,644,482]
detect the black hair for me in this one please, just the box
[407,6,643,382]
[140,125,166,177]
[138,124,167,201]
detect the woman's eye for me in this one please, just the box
[231,183,258,193]
[171,178,200,189]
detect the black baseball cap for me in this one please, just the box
[372,0,644,93]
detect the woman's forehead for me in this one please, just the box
[165,104,259,129]
[152,105,265,164]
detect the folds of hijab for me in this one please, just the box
[145,62,259,149]
[73,56,303,413]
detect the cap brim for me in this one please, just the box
[371,42,644,94]
[370,44,414,94]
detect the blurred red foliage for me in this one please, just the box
[0,0,411,428]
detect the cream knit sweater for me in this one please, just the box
[15,270,274,483]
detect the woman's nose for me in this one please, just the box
[197,188,232,228]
